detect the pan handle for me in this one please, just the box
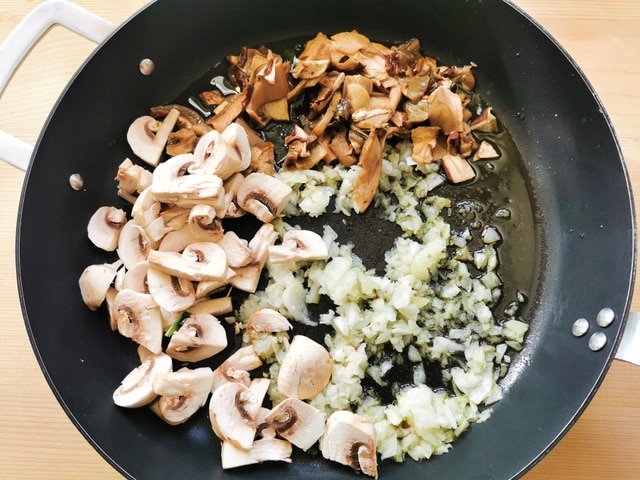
[0,0,115,171]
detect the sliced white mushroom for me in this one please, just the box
[104,287,119,331]
[121,262,149,294]
[151,153,226,210]
[116,158,153,196]
[222,172,246,218]
[87,206,127,252]
[160,205,190,231]
[147,242,227,282]
[212,345,263,392]
[117,220,154,270]
[278,335,332,400]
[268,229,329,264]
[196,268,236,298]
[112,351,173,408]
[193,123,251,180]
[218,231,252,268]
[113,288,164,354]
[188,204,224,241]
[229,223,278,293]
[131,187,161,228]
[78,261,120,310]
[158,224,199,252]
[127,108,180,167]
[210,381,264,449]
[245,308,293,339]
[188,296,233,317]
[150,366,214,425]
[220,437,292,469]
[146,266,196,313]
[236,172,292,222]
[319,411,378,479]
[264,398,326,451]
[166,313,228,362]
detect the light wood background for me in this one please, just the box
[0,1,639,478]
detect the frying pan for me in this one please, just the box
[0,0,636,479]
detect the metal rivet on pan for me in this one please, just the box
[588,331,607,351]
[139,58,155,75]
[68,173,84,191]
[572,318,589,337]
[596,307,615,327]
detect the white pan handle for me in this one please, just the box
[0,0,115,171]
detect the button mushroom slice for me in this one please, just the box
[236,172,293,223]
[131,186,161,229]
[188,204,224,242]
[265,398,326,451]
[121,261,149,294]
[195,268,236,298]
[220,436,292,469]
[158,224,199,252]
[351,128,386,214]
[146,266,196,313]
[147,242,227,282]
[222,172,247,219]
[245,308,292,339]
[166,313,228,363]
[218,231,252,268]
[193,123,251,180]
[116,158,153,197]
[78,261,120,310]
[277,335,333,400]
[319,411,378,480]
[112,351,173,408]
[209,381,265,449]
[212,345,263,392]
[188,296,233,317]
[113,289,164,354]
[117,220,155,271]
[104,287,119,331]
[268,229,329,265]
[150,366,215,425]
[127,108,180,167]
[160,205,190,231]
[87,206,127,252]
[229,223,278,293]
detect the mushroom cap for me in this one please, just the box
[117,220,154,270]
[112,351,173,408]
[126,108,180,167]
[209,381,262,449]
[319,410,378,479]
[246,308,293,338]
[78,262,119,310]
[113,289,164,354]
[151,366,214,425]
[166,313,228,363]
[277,335,333,400]
[87,206,127,252]
[146,266,196,313]
[264,398,326,451]
[188,204,224,242]
[236,172,292,223]
[121,261,149,294]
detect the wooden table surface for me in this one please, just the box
[0,1,639,478]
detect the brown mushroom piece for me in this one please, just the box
[78,261,120,310]
[410,125,441,164]
[112,351,173,408]
[268,229,329,264]
[87,206,127,252]
[113,288,164,354]
[245,56,291,127]
[319,410,378,479]
[277,335,333,400]
[441,153,476,184]
[473,140,500,161]
[290,32,332,80]
[264,398,326,451]
[127,108,180,167]
[426,85,465,134]
[236,172,293,223]
[470,106,499,133]
[166,313,228,363]
[150,366,214,425]
[351,128,386,214]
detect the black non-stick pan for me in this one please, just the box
[4,1,636,479]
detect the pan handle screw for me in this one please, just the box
[68,173,84,191]
[572,318,589,337]
[596,307,615,327]
[588,332,607,352]
[139,58,155,76]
